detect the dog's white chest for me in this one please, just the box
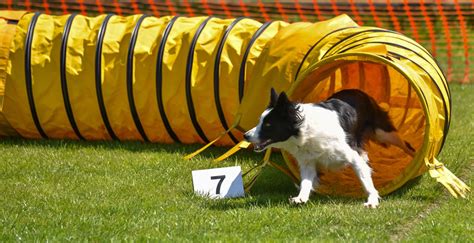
[283,105,352,170]
[289,140,350,170]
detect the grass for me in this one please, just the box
[1,84,473,241]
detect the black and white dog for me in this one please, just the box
[244,88,415,208]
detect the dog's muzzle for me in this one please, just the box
[252,139,272,152]
[244,132,271,152]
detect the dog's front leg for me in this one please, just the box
[350,151,380,208]
[290,161,317,205]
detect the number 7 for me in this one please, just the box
[210,175,226,194]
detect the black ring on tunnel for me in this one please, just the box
[238,20,274,103]
[156,16,181,143]
[95,14,119,141]
[127,14,150,142]
[319,28,450,102]
[60,13,85,140]
[214,17,247,145]
[294,26,357,81]
[333,32,450,123]
[25,12,48,139]
[185,16,214,144]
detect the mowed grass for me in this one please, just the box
[1,84,472,241]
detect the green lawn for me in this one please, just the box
[1,84,472,241]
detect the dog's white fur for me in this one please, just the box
[246,104,381,208]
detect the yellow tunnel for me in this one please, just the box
[0,11,468,198]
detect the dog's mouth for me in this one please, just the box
[252,139,272,152]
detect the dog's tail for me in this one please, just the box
[367,95,416,157]
[373,129,416,157]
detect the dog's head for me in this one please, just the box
[244,88,303,152]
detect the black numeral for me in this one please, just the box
[210,175,226,194]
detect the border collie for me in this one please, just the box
[244,88,415,208]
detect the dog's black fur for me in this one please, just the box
[317,89,396,152]
[244,90,304,151]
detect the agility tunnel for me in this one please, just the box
[0,11,469,198]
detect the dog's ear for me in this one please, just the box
[269,88,278,108]
[276,92,302,125]
[276,91,290,109]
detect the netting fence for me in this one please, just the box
[1,0,472,83]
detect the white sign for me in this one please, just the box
[192,166,245,199]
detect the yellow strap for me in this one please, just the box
[242,149,272,177]
[184,116,243,160]
[213,140,251,162]
[244,172,260,192]
[263,147,271,162]
[243,149,272,192]
[267,160,298,183]
[183,132,227,160]
[428,158,470,198]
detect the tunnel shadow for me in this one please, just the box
[0,137,257,160]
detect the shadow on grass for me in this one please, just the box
[0,136,200,152]
[196,191,360,211]
[384,176,440,201]
[0,137,262,160]
[190,163,365,211]
[387,176,423,197]
[198,183,430,211]
[192,168,431,211]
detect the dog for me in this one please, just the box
[244,88,415,208]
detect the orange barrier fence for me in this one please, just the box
[1,0,472,83]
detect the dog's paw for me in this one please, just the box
[364,194,380,208]
[364,202,379,208]
[289,196,308,205]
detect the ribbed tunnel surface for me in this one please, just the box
[0,12,286,145]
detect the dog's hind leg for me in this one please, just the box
[348,150,380,208]
[290,161,317,205]
[374,129,416,157]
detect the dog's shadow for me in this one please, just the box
[196,165,426,211]
[194,167,364,211]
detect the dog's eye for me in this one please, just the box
[264,123,271,127]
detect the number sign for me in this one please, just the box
[192,166,244,199]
